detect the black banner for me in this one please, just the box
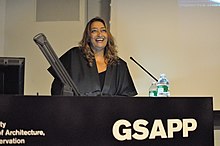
[0,96,214,146]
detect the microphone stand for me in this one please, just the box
[33,33,80,96]
[130,57,158,82]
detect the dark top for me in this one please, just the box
[48,47,137,96]
[99,71,106,90]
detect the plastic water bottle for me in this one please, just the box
[157,74,170,97]
[149,81,157,97]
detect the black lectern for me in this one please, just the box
[0,96,214,146]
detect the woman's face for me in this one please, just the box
[89,21,108,52]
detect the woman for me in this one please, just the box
[48,17,137,96]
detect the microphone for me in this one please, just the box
[130,57,158,82]
[33,33,80,96]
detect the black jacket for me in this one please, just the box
[48,47,137,96]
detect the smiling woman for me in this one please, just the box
[90,21,108,53]
[48,17,137,96]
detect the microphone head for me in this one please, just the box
[33,33,47,45]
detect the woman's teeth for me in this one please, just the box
[96,37,105,42]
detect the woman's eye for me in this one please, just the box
[91,28,106,33]
[101,29,107,32]
[91,29,97,33]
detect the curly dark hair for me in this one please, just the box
[79,17,119,67]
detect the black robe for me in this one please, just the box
[48,47,137,96]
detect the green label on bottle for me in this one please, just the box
[157,85,168,92]
[149,90,157,97]
[157,85,170,97]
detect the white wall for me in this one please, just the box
[87,0,111,25]
[215,130,220,146]
[3,0,87,95]
[111,0,220,145]
[111,0,220,110]
[0,0,6,55]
